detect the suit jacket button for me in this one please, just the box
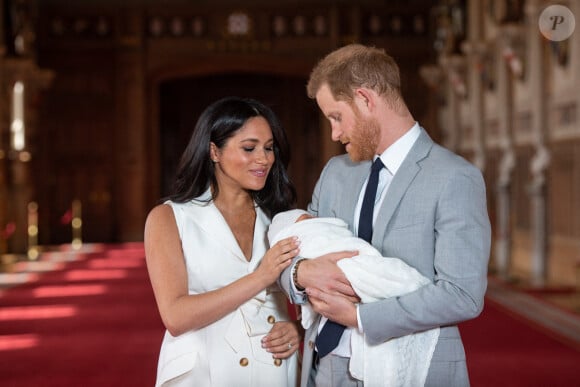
[274,358,282,367]
[267,315,276,324]
[239,357,249,367]
[308,341,314,349]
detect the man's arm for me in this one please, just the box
[296,252,358,298]
[278,256,308,304]
[279,251,358,304]
[360,167,491,344]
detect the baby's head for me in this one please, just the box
[296,213,314,223]
[268,209,313,243]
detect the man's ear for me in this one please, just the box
[353,88,375,114]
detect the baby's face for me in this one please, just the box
[296,213,314,222]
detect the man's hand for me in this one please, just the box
[306,288,359,328]
[297,251,359,301]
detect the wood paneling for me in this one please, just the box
[25,0,434,244]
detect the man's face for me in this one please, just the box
[350,110,380,161]
[315,84,379,161]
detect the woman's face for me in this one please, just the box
[211,116,275,192]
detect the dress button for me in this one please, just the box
[267,315,276,324]
[308,341,314,349]
[239,357,249,367]
[274,358,282,367]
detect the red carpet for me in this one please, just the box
[461,298,580,387]
[1,243,579,386]
[0,243,162,386]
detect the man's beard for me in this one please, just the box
[347,115,380,162]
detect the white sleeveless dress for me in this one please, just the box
[155,192,299,387]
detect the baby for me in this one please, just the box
[268,209,440,387]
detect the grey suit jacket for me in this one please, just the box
[280,128,491,387]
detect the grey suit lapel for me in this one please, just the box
[343,161,371,228]
[372,129,433,244]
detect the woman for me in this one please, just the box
[145,97,302,387]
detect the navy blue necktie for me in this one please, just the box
[315,158,384,358]
[358,158,384,243]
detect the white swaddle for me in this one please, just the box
[268,210,440,387]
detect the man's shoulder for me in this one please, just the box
[317,155,369,188]
[324,154,367,172]
[427,143,481,173]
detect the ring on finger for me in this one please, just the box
[288,343,292,349]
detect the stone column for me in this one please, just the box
[8,150,32,253]
[1,59,53,254]
[439,55,466,153]
[494,26,522,280]
[526,0,550,287]
[114,9,147,241]
[463,0,486,172]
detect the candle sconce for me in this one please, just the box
[27,201,38,260]
[71,199,82,250]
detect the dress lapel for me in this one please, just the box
[191,192,247,263]
[192,193,269,265]
[249,207,269,271]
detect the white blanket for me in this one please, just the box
[269,212,440,387]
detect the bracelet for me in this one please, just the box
[292,259,306,291]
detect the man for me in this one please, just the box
[279,44,491,387]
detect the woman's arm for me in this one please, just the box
[144,204,299,337]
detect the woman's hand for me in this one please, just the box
[255,236,299,285]
[261,320,304,359]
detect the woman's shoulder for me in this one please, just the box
[146,203,175,224]
[162,199,213,220]
[145,201,197,225]
[144,203,178,240]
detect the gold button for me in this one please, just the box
[239,357,249,367]
[274,358,282,367]
[308,341,314,349]
[267,315,276,324]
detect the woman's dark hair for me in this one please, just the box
[167,96,296,218]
